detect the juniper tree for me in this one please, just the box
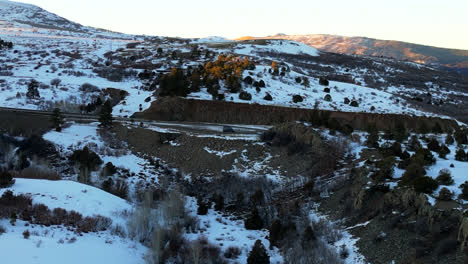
[26,79,40,99]
[99,100,113,128]
[51,108,64,132]
[302,77,310,88]
[247,240,270,264]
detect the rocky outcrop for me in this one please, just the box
[135,98,459,132]
[459,216,468,251]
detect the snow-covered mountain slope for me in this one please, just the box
[233,39,319,57]
[0,0,466,123]
[262,34,468,71]
[0,0,84,32]
[0,0,132,39]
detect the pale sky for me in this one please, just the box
[15,0,468,50]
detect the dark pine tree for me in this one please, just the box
[99,100,113,128]
[26,79,40,99]
[247,240,270,264]
[245,207,264,230]
[51,108,64,132]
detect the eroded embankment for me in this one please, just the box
[135,97,460,132]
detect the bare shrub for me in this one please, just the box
[23,229,30,239]
[224,246,241,259]
[16,165,61,181]
[283,236,343,264]
[127,192,155,244]
[80,83,99,93]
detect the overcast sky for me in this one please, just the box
[15,0,468,50]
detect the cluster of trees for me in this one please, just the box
[158,55,256,99]
[0,39,13,49]
[366,124,468,195]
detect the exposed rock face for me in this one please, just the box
[136,98,459,132]
[459,217,468,250]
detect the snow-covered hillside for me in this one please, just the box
[233,39,320,57]
[0,178,147,264]
[188,65,439,117]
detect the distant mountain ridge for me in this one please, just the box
[259,34,468,73]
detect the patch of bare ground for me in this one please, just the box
[111,123,286,178]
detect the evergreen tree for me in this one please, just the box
[366,125,380,148]
[302,77,310,88]
[26,79,40,99]
[245,207,263,230]
[268,220,283,248]
[99,100,113,128]
[159,68,190,97]
[454,130,468,145]
[301,225,316,249]
[438,144,451,159]
[190,70,201,92]
[51,108,64,132]
[394,121,408,142]
[213,194,224,211]
[197,196,208,215]
[247,240,270,264]
[455,148,467,161]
